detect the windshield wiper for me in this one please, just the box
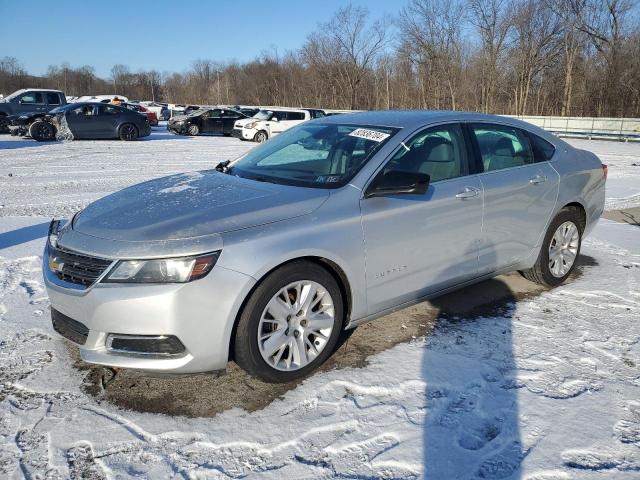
[215,160,231,173]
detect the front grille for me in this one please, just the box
[51,308,89,345]
[49,246,112,287]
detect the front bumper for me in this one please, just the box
[167,122,186,134]
[43,246,256,373]
[232,127,255,140]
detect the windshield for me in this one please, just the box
[49,104,76,114]
[229,123,399,188]
[253,110,273,121]
[188,108,208,116]
[3,91,24,102]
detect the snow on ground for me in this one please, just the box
[0,131,639,478]
[566,138,640,211]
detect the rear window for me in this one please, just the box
[283,111,305,121]
[528,133,556,162]
[46,92,61,105]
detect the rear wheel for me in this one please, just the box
[29,120,56,142]
[187,124,200,136]
[519,207,583,287]
[254,130,268,143]
[118,123,138,141]
[234,261,344,383]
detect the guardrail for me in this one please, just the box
[506,115,640,142]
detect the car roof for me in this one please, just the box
[12,88,63,94]
[317,110,555,138]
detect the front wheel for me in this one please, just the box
[29,120,56,142]
[119,123,138,141]
[0,115,8,133]
[234,261,344,383]
[519,207,583,287]
[187,124,200,136]
[253,130,268,143]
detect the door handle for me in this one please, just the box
[455,187,480,199]
[529,174,547,185]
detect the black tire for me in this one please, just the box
[118,123,138,141]
[519,207,584,287]
[29,120,56,142]
[187,124,200,136]
[254,130,268,143]
[234,261,344,383]
[223,132,231,137]
[0,115,9,133]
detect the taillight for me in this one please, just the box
[602,164,608,180]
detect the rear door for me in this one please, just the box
[221,109,242,134]
[360,123,484,314]
[45,92,63,112]
[96,104,124,138]
[469,123,559,273]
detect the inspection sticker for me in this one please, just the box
[348,128,390,142]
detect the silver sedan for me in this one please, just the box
[43,111,606,382]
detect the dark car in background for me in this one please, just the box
[167,107,249,136]
[29,102,151,141]
[0,88,67,132]
[122,102,159,126]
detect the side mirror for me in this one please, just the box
[271,117,279,122]
[365,170,430,198]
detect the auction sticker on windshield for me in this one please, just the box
[348,128,390,142]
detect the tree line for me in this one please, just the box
[1,0,639,117]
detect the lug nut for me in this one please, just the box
[300,319,307,327]
[293,330,300,338]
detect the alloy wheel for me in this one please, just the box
[257,280,335,371]
[548,221,580,278]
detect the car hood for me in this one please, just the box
[72,170,329,243]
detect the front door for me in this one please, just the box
[360,123,483,315]
[469,123,560,273]
[65,105,100,138]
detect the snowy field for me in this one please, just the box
[0,130,639,479]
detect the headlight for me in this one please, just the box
[244,121,257,129]
[47,219,66,248]
[103,252,220,284]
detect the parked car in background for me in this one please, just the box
[42,111,606,382]
[0,88,67,132]
[73,94,129,104]
[140,101,169,121]
[302,108,326,118]
[29,102,150,141]
[232,108,311,142]
[167,107,249,136]
[122,102,158,126]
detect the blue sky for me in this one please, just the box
[0,0,398,78]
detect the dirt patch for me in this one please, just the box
[603,206,640,227]
[77,257,595,418]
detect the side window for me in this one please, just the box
[222,110,237,118]
[529,132,556,162]
[72,105,96,116]
[285,111,306,121]
[209,109,221,118]
[472,124,534,172]
[101,105,120,115]
[382,123,468,183]
[20,92,44,104]
[46,93,61,105]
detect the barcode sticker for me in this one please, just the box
[348,128,390,142]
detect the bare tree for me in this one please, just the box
[303,5,388,109]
